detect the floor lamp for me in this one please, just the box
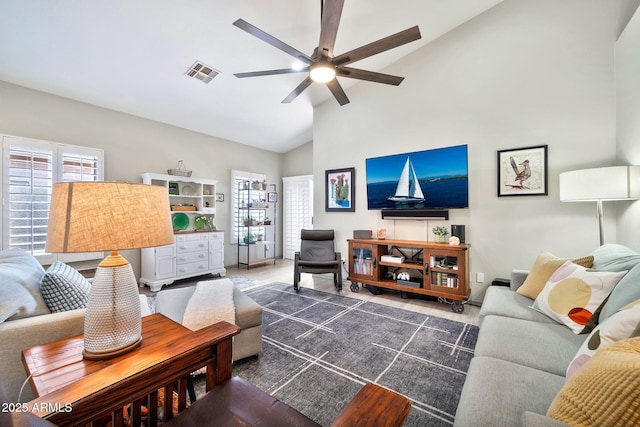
[46,181,174,359]
[559,166,640,246]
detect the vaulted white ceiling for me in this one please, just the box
[0,0,503,153]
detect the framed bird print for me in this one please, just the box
[497,145,548,197]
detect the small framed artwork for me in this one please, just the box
[497,145,548,197]
[168,182,179,195]
[325,167,355,212]
[268,192,278,203]
[215,193,224,202]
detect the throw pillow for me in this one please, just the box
[0,248,49,319]
[598,263,640,322]
[516,251,594,299]
[40,261,91,313]
[531,261,626,333]
[0,282,36,323]
[547,337,640,427]
[566,298,640,379]
[591,243,640,272]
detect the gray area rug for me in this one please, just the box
[202,282,479,426]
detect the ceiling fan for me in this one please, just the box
[232,0,422,106]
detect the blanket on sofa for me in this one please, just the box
[182,279,236,331]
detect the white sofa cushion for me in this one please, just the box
[0,248,49,320]
[0,281,36,322]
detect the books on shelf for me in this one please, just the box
[353,258,374,275]
[434,272,459,288]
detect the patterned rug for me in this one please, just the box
[220,282,479,426]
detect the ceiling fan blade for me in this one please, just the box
[326,79,350,106]
[233,18,313,64]
[333,26,421,66]
[336,67,404,86]
[282,77,313,103]
[235,68,309,78]
[318,0,344,58]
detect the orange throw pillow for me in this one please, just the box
[516,251,594,299]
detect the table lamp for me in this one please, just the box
[559,165,640,245]
[46,181,173,359]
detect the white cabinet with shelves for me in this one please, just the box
[141,172,217,214]
[140,172,225,291]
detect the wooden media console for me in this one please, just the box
[347,238,470,312]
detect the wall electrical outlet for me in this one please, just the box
[476,272,485,283]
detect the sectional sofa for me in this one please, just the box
[0,249,262,404]
[454,244,640,426]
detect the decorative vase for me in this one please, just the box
[434,234,448,243]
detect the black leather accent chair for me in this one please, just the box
[294,229,342,292]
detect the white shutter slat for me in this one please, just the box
[2,136,104,261]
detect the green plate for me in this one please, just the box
[194,215,207,230]
[172,212,189,230]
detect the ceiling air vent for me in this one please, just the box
[185,61,220,84]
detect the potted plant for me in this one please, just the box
[251,180,262,190]
[243,232,257,244]
[432,226,449,243]
[263,216,271,225]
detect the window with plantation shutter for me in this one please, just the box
[2,135,104,263]
[282,175,313,260]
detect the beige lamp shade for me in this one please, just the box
[45,181,174,359]
[46,181,174,253]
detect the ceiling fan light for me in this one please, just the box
[291,60,306,71]
[309,63,336,83]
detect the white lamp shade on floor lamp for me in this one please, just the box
[559,165,640,245]
[46,181,174,359]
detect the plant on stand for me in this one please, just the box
[432,226,449,243]
[243,232,257,244]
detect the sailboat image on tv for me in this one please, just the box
[387,157,425,204]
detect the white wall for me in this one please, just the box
[0,80,284,278]
[616,7,640,249]
[313,0,639,302]
[282,141,313,177]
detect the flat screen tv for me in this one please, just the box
[366,145,468,210]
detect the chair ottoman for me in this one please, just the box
[155,286,262,362]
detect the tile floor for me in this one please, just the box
[223,258,481,326]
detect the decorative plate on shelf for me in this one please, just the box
[181,185,194,196]
[194,215,208,230]
[172,212,189,230]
